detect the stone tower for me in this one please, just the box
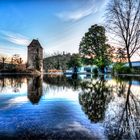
[27,39,43,72]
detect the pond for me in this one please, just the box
[0,74,139,140]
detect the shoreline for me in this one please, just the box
[0,72,140,77]
[115,74,140,77]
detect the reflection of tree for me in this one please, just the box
[66,76,81,90]
[104,80,140,140]
[43,75,81,90]
[0,75,25,92]
[0,77,6,92]
[0,75,43,104]
[79,77,113,122]
[115,78,127,97]
[44,75,67,87]
[27,76,43,104]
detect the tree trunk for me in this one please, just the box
[101,65,105,74]
[2,60,5,70]
[128,56,132,68]
[126,48,132,68]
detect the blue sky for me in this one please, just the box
[0,0,109,61]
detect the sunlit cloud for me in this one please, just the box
[0,30,30,46]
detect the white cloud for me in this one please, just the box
[55,0,105,22]
[0,31,29,62]
[56,7,97,22]
[0,30,30,46]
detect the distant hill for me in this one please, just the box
[43,53,72,72]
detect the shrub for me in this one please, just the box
[113,63,131,74]
[93,68,98,75]
[131,68,140,74]
[119,67,131,74]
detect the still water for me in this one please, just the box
[0,74,139,140]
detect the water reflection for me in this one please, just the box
[27,76,43,104]
[0,74,140,139]
[0,75,26,93]
[0,75,43,105]
[79,76,113,122]
[104,80,140,140]
[43,74,81,90]
[0,74,106,140]
[79,76,140,139]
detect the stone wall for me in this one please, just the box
[27,39,43,72]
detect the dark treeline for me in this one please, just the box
[43,52,81,72]
[44,52,71,72]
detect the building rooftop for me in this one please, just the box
[28,39,43,49]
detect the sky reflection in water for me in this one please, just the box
[0,74,139,140]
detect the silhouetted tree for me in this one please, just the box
[106,0,140,68]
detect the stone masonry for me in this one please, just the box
[27,39,43,72]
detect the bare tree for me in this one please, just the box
[11,54,23,65]
[115,47,127,62]
[106,0,140,68]
[0,56,8,69]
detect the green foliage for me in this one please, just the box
[67,54,82,68]
[131,68,140,74]
[113,63,131,74]
[81,57,94,65]
[92,68,98,75]
[44,53,82,72]
[79,24,112,69]
[113,63,123,74]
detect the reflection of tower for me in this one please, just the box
[27,76,43,104]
